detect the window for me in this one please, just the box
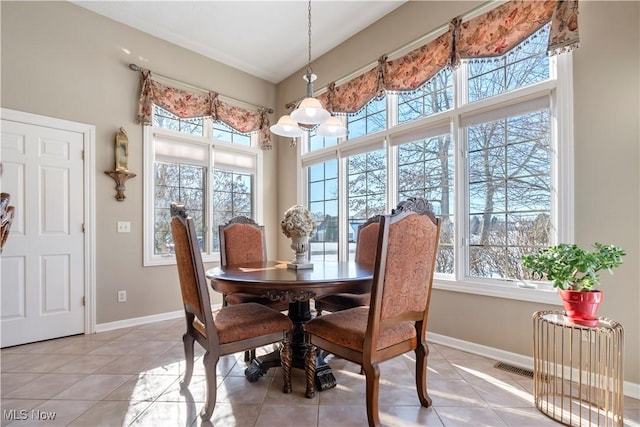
[212,169,253,251]
[467,26,550,103]
[398,69,453,123]
[347,150,386,260]
[308,160,338,262]
[152,107,204,136]
[301,23,571,303]
[465,108,551,281]
[154,162,206,256]
[347,97,386,139]
[212,121,251,146]
[397,132,454,274]
[144,106,262,265]
[309,128,339,151]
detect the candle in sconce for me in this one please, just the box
[115,127,129,171]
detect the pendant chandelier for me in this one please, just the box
[270,1,348,139]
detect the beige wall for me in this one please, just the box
[2,1,638,387]
[1,1,280,323]
[275,1,640,385]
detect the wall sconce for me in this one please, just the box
[104,127,136,201]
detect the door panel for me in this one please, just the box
[1,120,85,347]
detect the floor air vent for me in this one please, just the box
[494,362,534,378]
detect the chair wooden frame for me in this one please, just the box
[303,199,440,427]
[171,203,293,421]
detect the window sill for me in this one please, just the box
[144,252,220,267]
[433,278,562,306]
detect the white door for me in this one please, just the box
[1,119,85,347]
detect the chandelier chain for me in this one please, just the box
[307,0,312,76]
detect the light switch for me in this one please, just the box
[117,221,131,233]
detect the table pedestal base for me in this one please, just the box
[243,301,336,390]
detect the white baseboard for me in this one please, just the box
[95,310,184,333]
[94,305,225,333]
[427,331,640,400]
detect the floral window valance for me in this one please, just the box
[318,0,578,115]
[134,0,578,141]
[136,69,272,150]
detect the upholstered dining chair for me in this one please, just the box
[313,214,381,315]
[303,203,441,427]
[219,216,289,361]
[170,203,293,421]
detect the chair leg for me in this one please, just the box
[180,332,195,388]
[362,362,381,427]
[244,349,256,363]
[200,350,218,421]
[415,341,432,407]
[304,342,317,398]
[280,332,292,394]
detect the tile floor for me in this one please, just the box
[1,318,638,427]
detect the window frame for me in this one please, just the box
[143,119,263,266]
[299,53,573,305]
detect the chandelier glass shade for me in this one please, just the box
[316,115,348,138]
[270,1,347,139]
[269,115,305,137]
[290,97,330,125]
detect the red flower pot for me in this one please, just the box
[557,289,603,327]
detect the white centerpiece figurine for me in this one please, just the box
[281,205,316,270]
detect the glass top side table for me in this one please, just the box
[533,310,624,426]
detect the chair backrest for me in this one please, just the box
[219,216,267,267]
[355,215,382,267]
[367,199,440,343]
[171,203,216,341]
[392,196,435,216]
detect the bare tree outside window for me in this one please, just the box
[398,69,453,124]
[152,106,204,136]
[398,135,454,274]
[154,162,205,255]
[396,68,454,274]
[347,150,386,260]
[468,24,550,103]
[347,97,386,139]
[467,110,551,280]
[465,24,552,280]
[212,170,253,251]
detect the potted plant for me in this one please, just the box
[521,242,625,326]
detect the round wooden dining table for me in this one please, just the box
[206,260,372,391]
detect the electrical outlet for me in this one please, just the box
[117,221,131,233]
[117,290,127,303]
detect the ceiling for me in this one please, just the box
[72,1,406,84]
